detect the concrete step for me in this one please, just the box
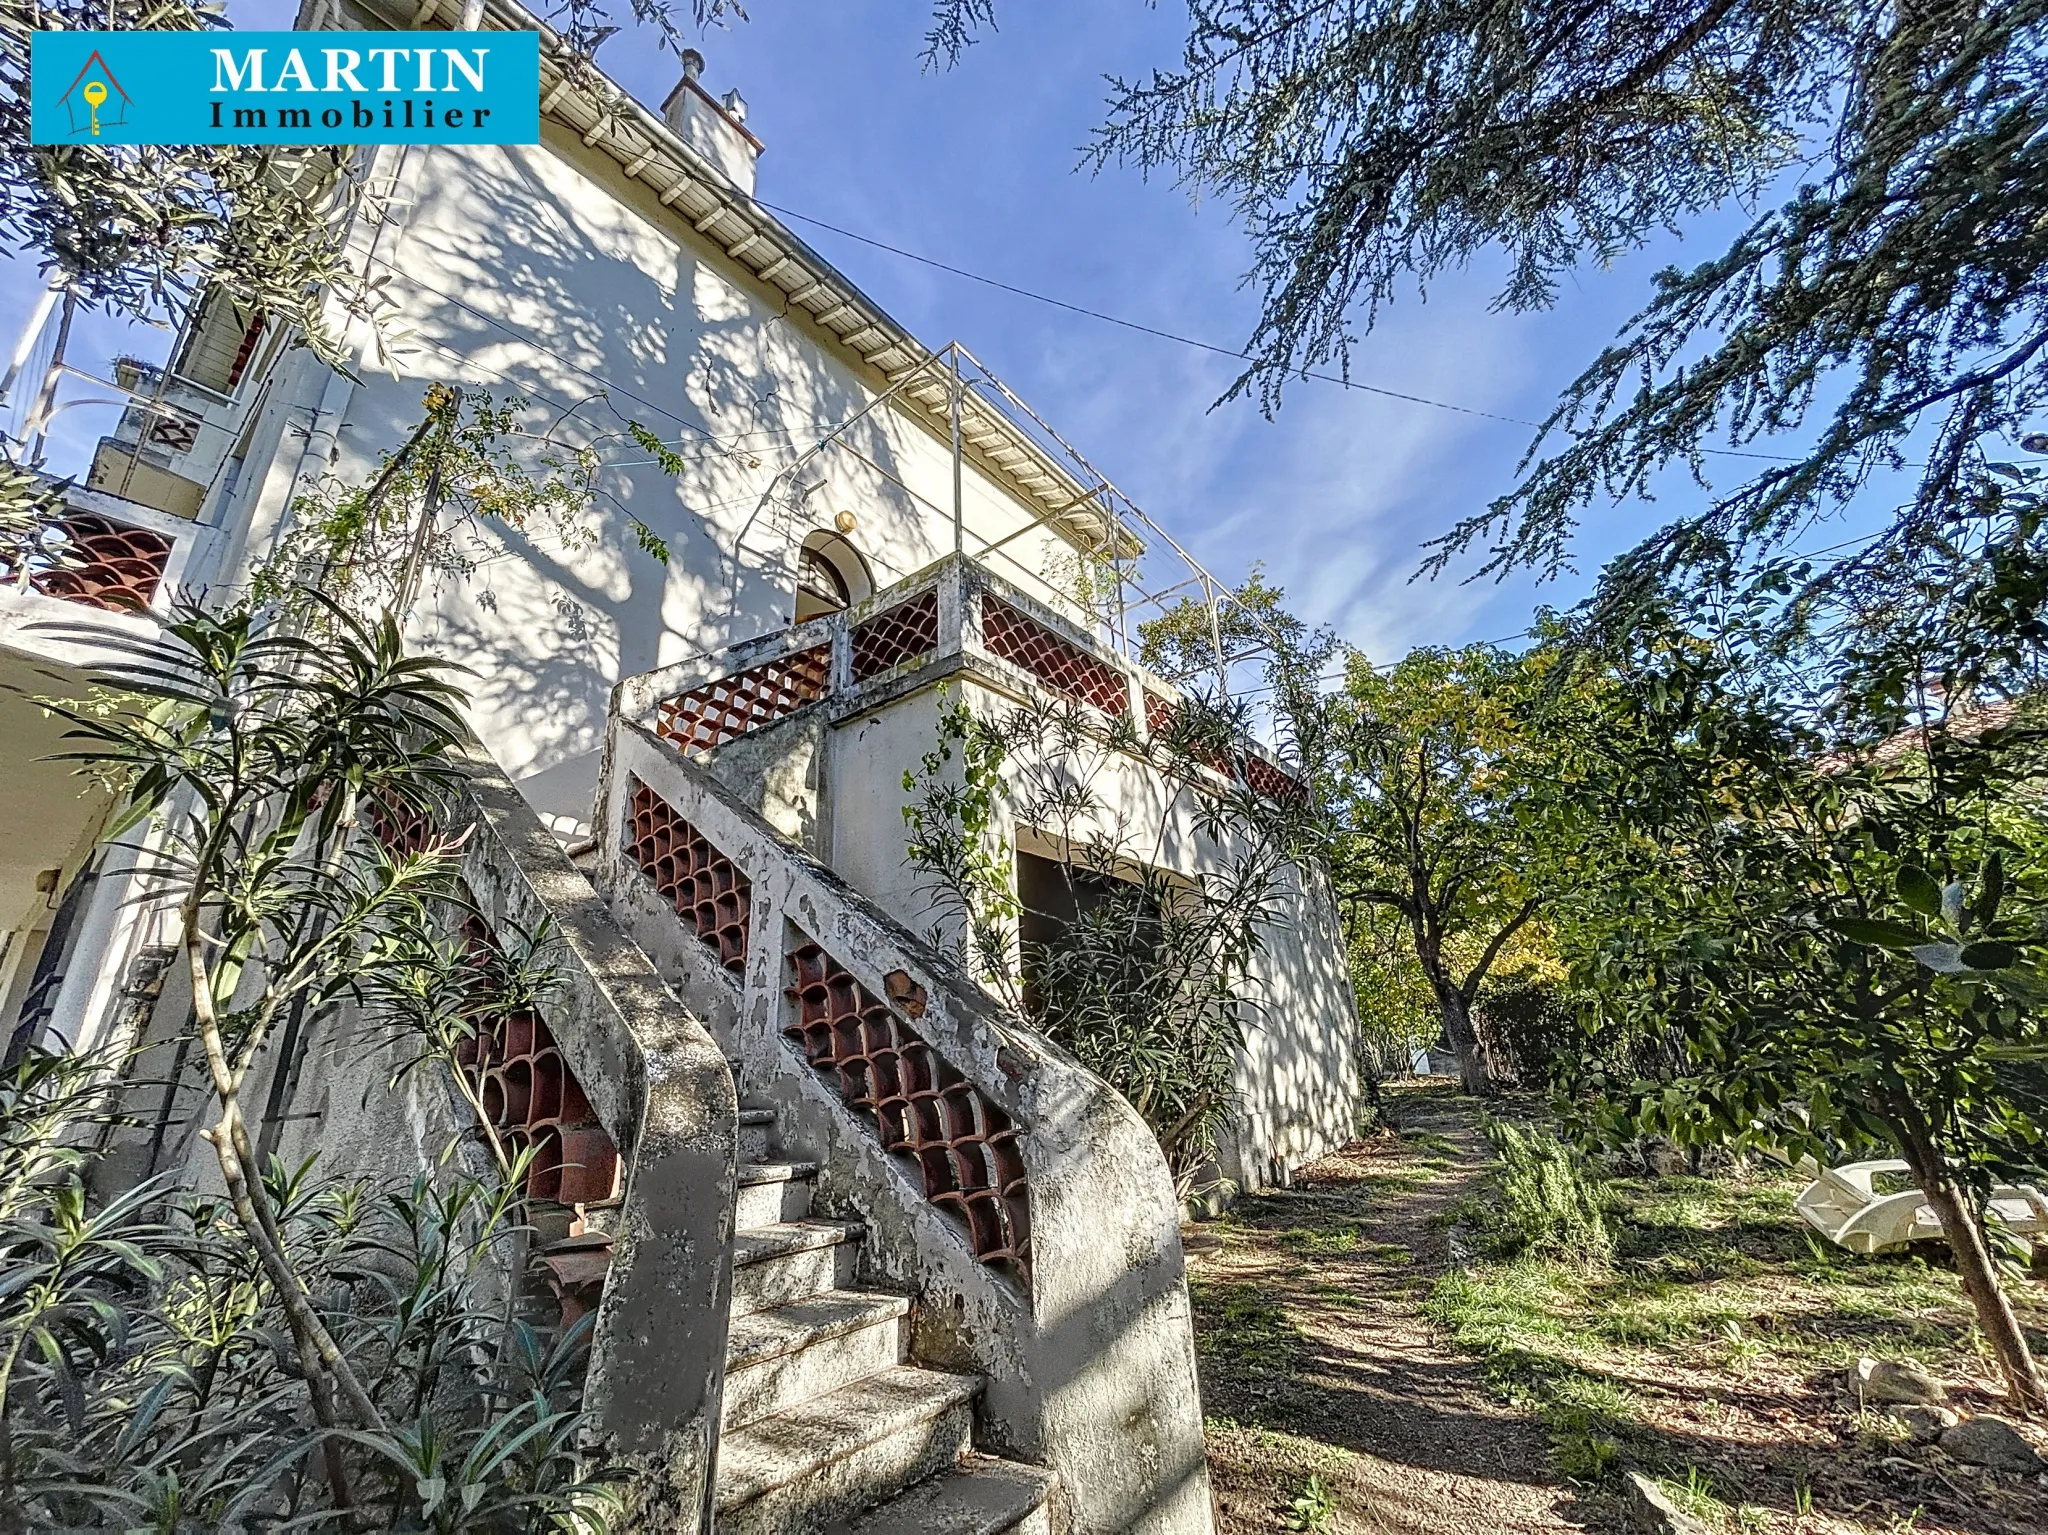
[739,1105,777,1161]
[732,1219,862,1317]
[716,1366,981,1535]
[736,1160,817,1228]
[724,1289,910,1429]
[841,1454,1058,1535]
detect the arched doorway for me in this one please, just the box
[793,529,873,622]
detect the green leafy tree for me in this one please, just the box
[1556,538,2048,1411]
[1138,564,1341,786]
[43,596,473,1469]
[1319,642,1597,1095]
[2,1,379,366]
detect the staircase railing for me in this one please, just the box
[596,716,1215,1535]
[441,743,740,1530]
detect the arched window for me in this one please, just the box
[794,529,872,621]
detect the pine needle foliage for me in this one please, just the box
[1001,0,2048,616]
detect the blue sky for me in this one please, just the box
[3,1,1890,661]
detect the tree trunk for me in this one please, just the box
[1432,974,1498,1096]
[1892,1115,2047,1416]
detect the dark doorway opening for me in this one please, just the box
[1015,847,1161,1020]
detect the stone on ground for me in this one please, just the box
[1899,1404,1959,1443]
[1621,1471,1710,1535]
[1940,1415,2046,1474]
[1852,1356,1946,1406]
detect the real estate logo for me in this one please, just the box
[30,30,539,146]
[57,50,132,138]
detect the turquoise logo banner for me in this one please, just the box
[30,30,539,145]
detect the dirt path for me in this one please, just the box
[1192,1081,1592,1534]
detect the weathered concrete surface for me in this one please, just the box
[600,720,1215,1534]
[632,557,1361,1201]
[455,742,740,1529]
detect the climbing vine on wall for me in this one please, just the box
[902,697,1022,999]
[903,692,1316,1191]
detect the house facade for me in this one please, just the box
[0,2,1360,1528]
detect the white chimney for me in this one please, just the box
[661,53,762,196]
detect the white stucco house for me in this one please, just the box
[0,3,1360,1528]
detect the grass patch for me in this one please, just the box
[1659,1467,1741,1532]
[1191,1277,1306,1371]
[1359,1169,1434,1194]
[1278,1222,1364,1257]
[1425,1261,1642,1481]
[1427,1148,2028,1497]
[1400,1128,1462,1157]
[1204,1417,1356,1533]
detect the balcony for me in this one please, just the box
[610,556,1355,1212]
[1,483,212,668]
[82,359,245,523]
[616,554,1305,806]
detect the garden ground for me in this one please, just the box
[1188,1080,2048,1535]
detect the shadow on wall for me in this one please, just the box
[337,132,955,808]
[1224,857,1361,1190]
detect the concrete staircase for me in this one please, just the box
[591,722,1214,1533]
[715,1096,1057,1535]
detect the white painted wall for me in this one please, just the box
[813,674,1360,1192]
[283,125,1089,838]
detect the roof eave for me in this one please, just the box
[313,0,1126,556]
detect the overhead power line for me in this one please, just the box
[760,200,1536,427]
[761,199,1807,465]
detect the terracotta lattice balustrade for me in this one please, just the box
[783,941,1032,1286]
[1143,688,1176,739]
[1141,689,1231,773]
[360,795,441,859]
[454,914,622,1325]
[456,911,622,1209]
[1142,688,1305,803]
[624,777,752,975]
[1240,752,1308,805]
[653,645,830,754]
[980,595,1129,718]
[1,511,173,614]
[850,588,941,682]
[362,801,621,1322]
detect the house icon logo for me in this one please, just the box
[57,51,131,138]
